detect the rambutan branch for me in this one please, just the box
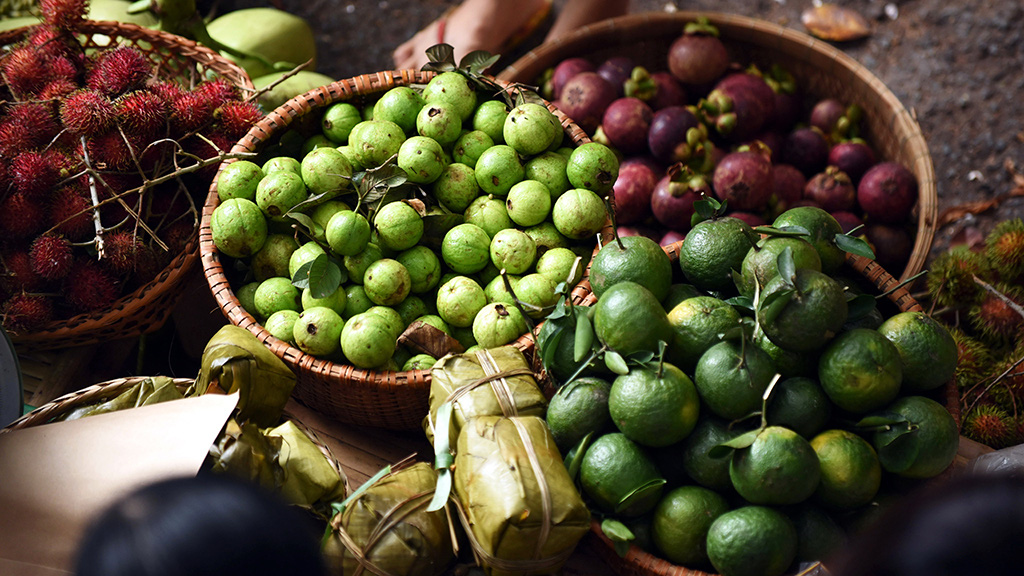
[961,354,1024,425]
[973,275,1024,320]
[80,136,107,259]
[245,58,314,104]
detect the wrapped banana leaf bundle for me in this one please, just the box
[57,376,185,421]
[267,420,348,510]
[424,346,546,446]
[193,324,297,427]
[206,417,285,494]
[322,461,457,576]
[453,415,590,576]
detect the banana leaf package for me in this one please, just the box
[424,346,546,446]
[322,460,457,576]
[193,324,297,427]
[57,376,185,421]
[267,420,348,510]
[206,417,285,494]
[452,415,590,576]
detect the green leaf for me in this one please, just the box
[614,478,666,515]
[459,50,501,73]
[307,255,344,299]
[754,224,810,238]
[835,232,876,260]
[424,43,457,68]
[758,287,795,327]
[564,431,593,480]
[604,350,629,375]
[600,518,636,553]
[846,293,877,322]
[693,198,717,220]
[777,246,796,284]
[714,428,761,452]
[724,295,754,311]
[627,349,656,365]
[574,313,595,362]
[420,212,464,251]
[291,260,315,290]
[855,414,910,429]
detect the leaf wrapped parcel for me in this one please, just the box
[58,376,184,421]
[454,415,590,576]
[424,346,546,445]
[323,461,456,576]
[206,418,285,494]
[266,420,347,509]
[193,324,297,427]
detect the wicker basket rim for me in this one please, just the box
[498,10,938,283]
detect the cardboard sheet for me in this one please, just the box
[0,393,240,576]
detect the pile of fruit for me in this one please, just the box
[923,218,1024,449]
[536,201,959,576]
[536,17,920,274]
[0,0,260,334]
[208,53,618,372]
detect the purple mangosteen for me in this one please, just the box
[770,163,807,214]
[702,72,777,142]
[649,72,688,110]
[864,223,914,272]
[551,57,596,101]
[597,56,635,96]
[711,145,774,212]
[558,71,617,133]
[602,97,654,155]
[660,229,686,246]
[829,140,878,184]
[857,161,919,224]
[612,157,661,225]
[647,105,703,165]
[667,20,730,86]
[650,165,707,233]
[804,166,857,212]
[830,210,864,234]
[782,126,830,177]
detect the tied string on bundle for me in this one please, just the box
[427,349,534,512]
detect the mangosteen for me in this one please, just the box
[618,224,662,242]
[751,131,785,164]
[648,72,688,110]
[558,71,617,133]
[660,229,686,246]
[597,56,635,96]
[612,157,660,225]
[830,210,864,234]
[726,211,768,228]
[667,18,730,86]
[700,71,776,142]
[864,223,913,272]
[810,98,846,135]
[804,166,857,212]
[711,144,774,212]
[770,163,807,214]
[857,161,918,224]
[829,139,877,184]
[602,97,654,155]
[651,164,707,232]
[782,126,830,177]
[551,57,596,101]
[647,105,702,165]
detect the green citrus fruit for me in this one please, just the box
[588,234,673,302]
[729,425,821,505]
[680,415,747,493]
[608,363,700,447]
[786,503,847,564]
[765,377,832,439]
[706,505,798,576]
[545,376,613,454]
[593,281,673,356]
[678,216,757,293]
[758,268,848,352]
[666,295,742,372]
[871,395,959,479]
[818,328,903,413]
[694,340,777,420]
[810,428,882,510]
[773,206,846,273]
[737,236,822,298]
[877,310,958,392]
[651,485,730,567]
[579,432,666,517]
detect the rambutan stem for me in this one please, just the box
[81,136,107,259]
[962,354,1024,424]
[973,275,1024,320]
[246,59,314,104]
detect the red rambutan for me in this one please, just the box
[2,293,56,334]
[962,404,1018,449]
[194,78,239,110]
[29,233,74,281]
[968,284,1024,344]
[0,119,35,158]
[214,100,262,140]
[169,91,216,134]
[1,250,44,293]
[2,46,51,97]
[986,218,1024,282]
[181,131,234,181]
[86,45,152,97]
[158,218,196,257]
[0,192,47,240]
[39,0,88,28]
[62,258,119,313]
[148,80,185,104]
[87,129,141,170]
[5,101,61,148]
[37,78,80,101]
[100,230,145,275]
[12,150,63,200]
[49,185,95,241]
[115,89,168,137]
[61,88,117,136]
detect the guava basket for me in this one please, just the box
[575,241,959,576]
[1,20,254,352]
[199,70,594,431]
[498,11,938,283]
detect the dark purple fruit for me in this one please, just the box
[551,57,596,101]
[667,22,730,85]
[771,163,806,214]
[602,97,654,155]
[597,56,635,96]
[770,88,802,132]
[651,166,706,232]
[712,146,774,212]
[804,166,857,212]
[612,157,660,225]
[810,98,846,135]
[618,224,662,242]
[647,105,702,165]
[782,127,830,177]
[660,229,686,246]
[830,210,864,234]
[829,140,877,184]
[727,211,768,227]
[703,72,776,142]
[857,161,918,224]
[558,71,617,133]
[649,72,687,110]
[751,130,785,164]
[864,223,913,272]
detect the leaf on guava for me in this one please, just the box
[397,320,465,359]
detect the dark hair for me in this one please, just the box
[75,473,327,576]
[827,472,1024,576]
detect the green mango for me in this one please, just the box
[252,70,335,112]
[206,7,317,79]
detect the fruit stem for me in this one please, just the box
[760,373,782,430]
[79,137,107,259]
[604,196,625,250]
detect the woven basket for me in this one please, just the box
[1,20,254,352]
[498,11,937,283]
[199,70,594,431]
[574,239,958,576]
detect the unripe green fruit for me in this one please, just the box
[344,284,374,319]
[372,86,425,134]
[265,309,299,344]
[432,163,480,213]
[253,276,301,320]
[475,144,524,196]
[217,160,264,202]
[416,102,462,146]
[262,155,301,175]
[349,119,405,168]
[211,198,268,259]
[397,135,446,184]
[490,228,537,274]
[442,223,492,274]
[341,312,396,368]
[552,188,608,240]
[567,142,620,194]
[325,210,371,256]
[256,170,307,219]
[293,306,344,357]
[473,302,528,348]
[288,241,327,279]
[436,276,486,328]
[464,194,514,238]
[251,233,299,281]
[363,258,411,306]
[506,179,552,227]
[321,101,362,143]
[422,71,477,122]
[374,201,424,251]
[300,146,353,197]
[396,245,442,294]
[472,99,509,143]
[452,129,494,168]
[344,243,384,283]
[503,102,560,156]
[301,286,347,315]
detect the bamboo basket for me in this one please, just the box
[498,11,938,283]
[1,20,254,352]
[574,240,958,576]
[199,70,594,431]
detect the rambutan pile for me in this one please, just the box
[0,0,261,336]
[923,217,1024,448]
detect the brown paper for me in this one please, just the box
[0,393,240,576]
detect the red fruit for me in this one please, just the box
[601,97,653,155]
[148,80,185,104]
[29,234,74,281]
[170,91,217,134]
[804,167,857,212]
[0,119,34,158]
[12,150,63,200]
[215,100,263,140]
[970,288,1024,342]
[659,229,686,247]
[2,293,55,333]
[727,211,768,227]
[86,45,152,96]
[770,163,806,214]
[61,89,117,136]
[810,98,846,134]
[40,0,87,27]
[0,193,47,240]
[87,130,142,170]
[2,46,50,97]
[195,78,239,110]
[551,57,595,101]
[863,223,913,272]
[828,140,877,185]
[782,127,829,177]
[667,27,729,86]
[830,211,864,234]
[38,78,79,101]
[651,169,705,232]
[647,105,702,165]
[101,231,145,275]
[611,158,659,225]
[648,72,687,110]
[115,89,168,137]
[159,218,197,257]
[704,72,776,142]
[963,405,1016,449]
[857,161,918,224]
[6,101,61,148]
[50,185,95,241]
[712,148,774,212]
[1,250,44,293]
[63,259,119,313]
[597,56,635,96]
[557,71,617,133]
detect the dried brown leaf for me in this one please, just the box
[802,5,873,42]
